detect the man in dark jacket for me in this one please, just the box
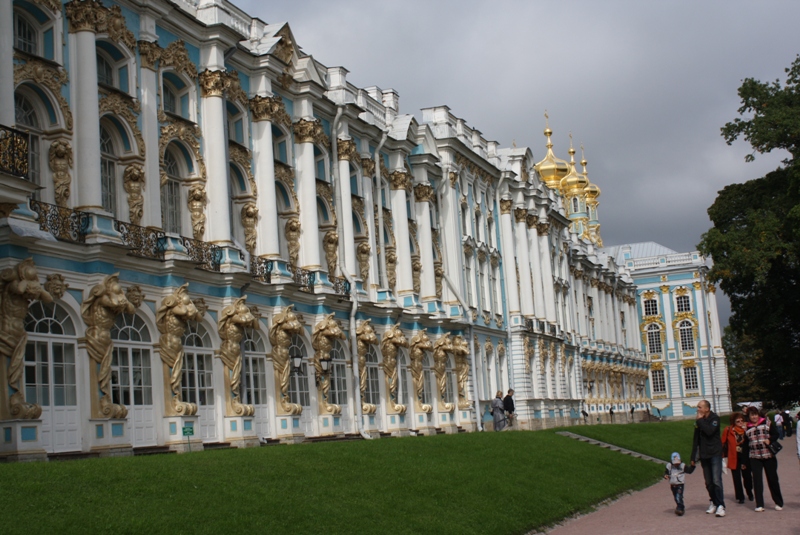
[691,399,726,517]
[503,389,515,427]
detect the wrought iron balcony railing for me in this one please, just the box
[524,318,535,333]
[0,124,29,180]
[180,236,222,272]
[250,256,273,283]
[290,265,315,293]
[30,199,88,243]
[330,275,351,298]
[114,221,165,260]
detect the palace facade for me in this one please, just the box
[0,0,699,459]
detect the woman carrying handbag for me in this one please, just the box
[744,407,784,512]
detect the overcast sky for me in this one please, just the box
[238,0,799,326]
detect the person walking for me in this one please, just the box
[491,391,506,432]
[664,452,695,516]
[721,412,753,503]
[745,406,784,512]
[782,409,793,438]
[774,411,785,440]
[503,389,515,428]
[691,399,726,517]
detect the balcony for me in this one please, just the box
[290,265,316,293]
[250,256,273,283]
[180,236,222,272]
[0,125,29,180]
[30,200,89,243]
[114,221,165,260]
[330,275,351,298]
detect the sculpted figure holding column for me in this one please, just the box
[380,324,408,413]
[356,320,378,415]
[269,305,303,415]
[217,296,257,417]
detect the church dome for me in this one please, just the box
[534,122,569,191]
[560,144,589,196]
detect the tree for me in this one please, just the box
[699,55,800,407]
[721,326,768,404]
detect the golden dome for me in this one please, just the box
[559,142,589,196]
[534,114,569,190]
[584,182,601,200]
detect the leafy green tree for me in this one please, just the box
[721,326,768,404]
[699,55,800,407]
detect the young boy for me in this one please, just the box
[664,452,695,515]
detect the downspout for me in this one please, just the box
[375,133,389,290]
[699,267,719,411]
[330,106,371,440]
[436,175,483,431]
[494,175,514,391]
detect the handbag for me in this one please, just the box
[767,441,782,456]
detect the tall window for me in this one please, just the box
[646,324,662,355]
[162,72,192,120]
[243,329,267,407]
[676,295,691,313]
[329,341,348,406]
[99,125,117,215]
[288,335,310,407]
[364,345,381,406]
[314,146,326,181]
[679,321,695,351]
[163,85,177,114]
[24,302,77,407]
[398,353,409,406]
[444,357,455,404]
[644,298,658,316]
[465,256,473,306]
[479,260,487,311]
[683,366,699,391]
[110,314,152,407]
[14,12,37,55]
[572,197,579,214]
[161,149,182,233]
[14,93,41,194]
[490,265,498,312]
[422,355,433,406]
[651,369,666,394]
[97,53,114,87]
[227,102,245,145]
[181,323,213,406]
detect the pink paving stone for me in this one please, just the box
[547,433,800,535]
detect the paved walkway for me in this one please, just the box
[548,433,800,535]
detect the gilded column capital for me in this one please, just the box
[526,214,537,229]
[536,222,550,234]
[590,278,599,288]
[249,95,291,126]
[293,118,326,145]
[514,207,528,223]
[692,281,702,290]
[361,158,375,177]
[199,69,230,98]
[448,171,458,188]
[65,0,102,33]
[499,198,512,214]
[660,285,670,294]
[138,40,162,71]
[707,283,716,294]
[414,183,434,203]
[389,171,410,191]
[337,139,357,161]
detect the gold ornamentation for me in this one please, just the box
[477,250,487,263]
[293,118,329,147]
[187,186,206,240]
[0,204,17,218]
[156,285,202,416]
[44,274,68,300]
[1,259,51,419]
[361,158,375,178]
[432,334,455,412]
[380,323,408,414]
[389,171,409,191]
[490,252,499,269]
[451,335,471,410]
[30,0,59,12]
[413,183,434,203]
[217,297,257,417]
[14,56,73,131]
[355,320,378,415]
[137,40,161,70]
[386,247,397,290]
[514,207,527,223]
[412,258,422,294]
[434,262,444,298]
[536,222,550,235]
[497,341,506,358]
[409,329,433,413]
[356,241,371,281]
[199,69,229,98]
[274,162,299,211]
[160,40,197,80]
[48,140,73,207]
[707,283,716,294]
[229,142,256,195]
[82,274,135,419]
[682,359,696,368]
[99,5,136,50]
[499,199,512,215]
[125,285,145,308]
[241,202,258,253]
[675,286,689,296]
[122,164,145,225]
[660,285,670,294]
[323,231,339,275]
[159,113,205,184]
[226,71,248,106]
[482,311,492,325]
[337,139,357,162]
[272,25,294,64]
[495,314,503,328]
[642,290,657,300]
[65,0,103,33]
[312,314,345,415]
[316,181,336,225]
[448,171,458,188]
[269,305,303,415]
[693,282,702,290]
[249,95,291,126]
[463,243,473,257]
[285,218,301,267]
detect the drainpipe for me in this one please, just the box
[375,132,389,290]
[494,175,514,391]
[699,267,718,412]
[330,106,371,440]
[436,175,482,431]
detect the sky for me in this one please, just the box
[238,0,799,326]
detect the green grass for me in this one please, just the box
[557,419,699,462]
[0,431,663,535]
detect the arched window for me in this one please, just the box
[272,125,289,164]
[14,11,38,55]
[364,345,381,406]
[643,298,658,317]
[181,322,213,407]
[490,264,499,313]
[676,295,691,313]
[646,324,662,355]
[572,197,579,214]
[161,148,182,234]
[162,72,193,120]
[679,320,694,352]
[329,341,348,406]
[243,328,267,406]
[227,102,245,145]
[314,146,327,182]
[97,53,114,86]
[99,125,118,215]
[14,93,41,194]
[288,335,310,407]
[110,313,153,408]
[96,41,131,93]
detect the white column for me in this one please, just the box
[294,120,321,269]
[575,275,587,338]
[707,287,722,347]
[250,109,280,257]
[415,185,436,300]
[590,280,601,341]
[71,29,103,210]
[499,201,520,314]
[528,219,546,318]
[660,286,675,351]
[693,282,708,351]
[138,44,162,228]
[538,222,557,324]
[199,69,232,244]
[513,208,534,317]
[0,0,13,125]
[337,149,356,277]
[389,172,413,294]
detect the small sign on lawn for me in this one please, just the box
[182,426,194,437]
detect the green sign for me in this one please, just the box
[182,426,194,437]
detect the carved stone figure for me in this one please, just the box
[434,263,444,298]
[356,320,378,414]
[0,259,51,419]
[323,230,339,276]
[380,324,408,413]
[156,284,203,416]
[356,242,370,282]
[43,273,68,300]
[217,297,257,417]
[432,334,455,412]
[386,247,397,290]
[241,202,258,253]
[412,259,422,294]
[81,274,134,419]
[312,314,345,415]
[268,305,303,415]
[408,329,433,413]
[123,164,145,225]
[48,140,72,207]
[451,335,472,410]
[187,186,206,240]
[125,285,145,308]
[285,218,301,267]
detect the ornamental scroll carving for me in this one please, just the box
[14,56,73,131]
[312,314,345,415]
[158,113,206,184]
[389,171,410,191]
[199,69,229,98]
[241,202,258,253]
[412,258,422,294]
[356,242,371,281]
[137,40,161,71]
[499,199,512,215]
[361,158,375,178]
[217,297,257,417]
[156,284,203,416]
[451,335,471,410]
[30,0,59,12]
[82,274,135,419]
[413,183,434,203]
[66,2,135,50]
[250,95,291,126]
[229,142,256,195]
[269,305,303,415]
[123,164,145,225]
[226,71,248,106]
[160,40,197,80]
[316,182,337,225]
[380,323,408,414]
[49,140,73,207]
[1,259,51,420]
[285,218,301,267]
[433,334,454,413]
[408,329,433,413]
[514,208,527,223]
[356,320,378,415]
[386,247,397,290]
[272,25,295,64]
[187,186,207,240]
[337,139,358,162]
[293,119,329,147]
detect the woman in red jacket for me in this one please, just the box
[721,412,753,503]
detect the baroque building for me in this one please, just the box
[0,0,666,459]
[606,242,732,417]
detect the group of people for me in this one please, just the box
[491,390,515,431]
[665,400,796,517]
[773,409,795,439]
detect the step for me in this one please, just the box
[203,442,234,450]
[133,446,176,456]
[260,438,283,446]
[48,451,100,462]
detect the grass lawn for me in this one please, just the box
[557,418,700,462]
[0,431,663,535]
